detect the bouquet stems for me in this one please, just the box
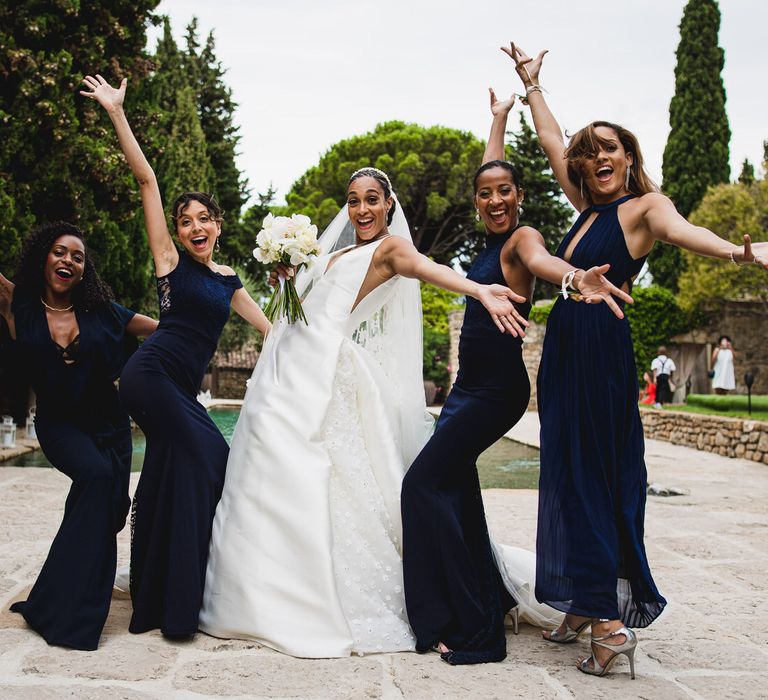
[264,274,308,325]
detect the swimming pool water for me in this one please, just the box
[6,408,541,489]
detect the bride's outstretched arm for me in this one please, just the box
[376,236,529,336]
[80,75,178,276]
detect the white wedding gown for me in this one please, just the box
[199,240,426,657]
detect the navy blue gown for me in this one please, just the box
[536,195,666,627]
[120,252,241,637]
[9,293,136,650]
[402,229,531,665]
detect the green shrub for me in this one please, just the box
[686,393,768,412]
[529,300,555,325]
[421,285,462,401]
[625,285,702,381]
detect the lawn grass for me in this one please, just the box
[650,403,768,422]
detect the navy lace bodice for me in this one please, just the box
[138,252,242,395]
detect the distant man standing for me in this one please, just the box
[651,346,676,408]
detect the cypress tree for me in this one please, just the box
[185,25,250,267]
[149,18,214,212]
[738,159,755,187]
[650,0,731,291]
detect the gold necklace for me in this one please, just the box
[40,297,73,312]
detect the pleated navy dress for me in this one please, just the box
[120,252,241,637]
[402,229,531,665]
[10,292,136,650]
[536,195,666,627]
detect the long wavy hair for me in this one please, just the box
[13,222,114,311]
[565,121,659,204]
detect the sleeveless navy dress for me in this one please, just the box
[10,293,136,650]
[402,229,531,665]
[120,252,242,636]
[536,195,666,627]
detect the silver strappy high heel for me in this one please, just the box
[578,626,637,679]
[543,616,591,644]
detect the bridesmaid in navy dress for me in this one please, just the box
[1,222,156,650]
[507,43,768,677]
[82,75,270,637]
[401,91,630,665]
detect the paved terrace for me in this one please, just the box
[0,413,766,699]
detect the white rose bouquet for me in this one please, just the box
[253,213,321,324]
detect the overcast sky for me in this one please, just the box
[146,0,767,207]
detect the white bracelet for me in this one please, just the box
[561,270,577,300]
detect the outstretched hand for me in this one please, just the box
[80,74,126,112]
[489,87,515,117]
[576,264,634,319]
[501,42,548,87]
[478,284,530,336]
[734,234,768,269]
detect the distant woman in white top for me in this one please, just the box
[711,335,736,394]
[651,346,676,407]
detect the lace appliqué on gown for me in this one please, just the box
[323,344,415,654]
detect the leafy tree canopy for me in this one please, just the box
[677,178,768,314]
[281,121,486,265]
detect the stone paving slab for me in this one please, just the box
[0,415,767,698]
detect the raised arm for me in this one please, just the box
[642,193,768,267]
[502,43,587,212]
[80,75,178,276]
[514,228,633,319]
[483,89,515,163]
[376,237,528,336]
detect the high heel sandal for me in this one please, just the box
[578,626,637,679]
[505,606,519,635]
[543,616,591,644]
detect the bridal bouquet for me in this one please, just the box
[253,213,321,324]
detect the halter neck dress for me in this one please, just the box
[536,195,667,627]
[402,228,532,664]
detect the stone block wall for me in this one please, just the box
[672,301,768,395]
[640,407,768,464]
[212,368,251,400]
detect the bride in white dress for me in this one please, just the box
[198,168,530,657]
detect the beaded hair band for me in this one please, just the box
[350,167,394,193]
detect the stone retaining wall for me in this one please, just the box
[640,407,768,464]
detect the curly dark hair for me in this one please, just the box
[13,222,114,311]
[170,192,224,231]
